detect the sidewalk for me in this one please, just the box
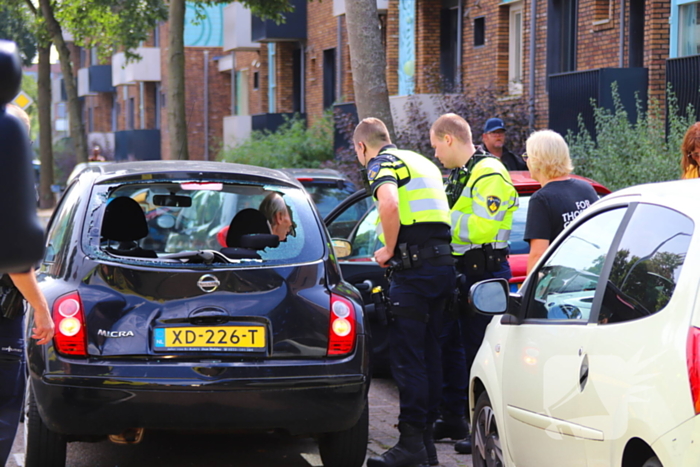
[367,378,473,467]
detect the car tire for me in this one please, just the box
[642,456,662,467]
[24,384,67,467]
[472,392,504,467]
[318,402,368,467]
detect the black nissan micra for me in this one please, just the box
[24,161,369,467]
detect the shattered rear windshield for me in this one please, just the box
[83,179,325,267]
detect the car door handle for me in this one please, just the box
[579,354,589,391]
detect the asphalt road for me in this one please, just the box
[8,377,473,467]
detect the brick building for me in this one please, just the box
[52,0,700,159]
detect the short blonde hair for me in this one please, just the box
[6,103,30,132]
[353,118,391,148]
[431,113,473,144]
[525,129,573,179]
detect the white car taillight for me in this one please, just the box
[53,292,88,356]
[327,294,356,356]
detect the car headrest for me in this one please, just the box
[226,208,271,248]
[101,197,149,242]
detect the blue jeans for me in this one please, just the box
[0,315,25,465]
[439,260,512,417]
[389,261,456,429]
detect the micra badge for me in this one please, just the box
[97,330,135,338]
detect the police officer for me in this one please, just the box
[429,114,518,455]
[0,40,53,465]
[356,118,455,467]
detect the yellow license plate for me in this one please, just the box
[154,326,266,350]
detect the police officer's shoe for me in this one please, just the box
[423,424,439,466]
[454,439,472,454]
[367,422,429,467]
[432,411,468,440]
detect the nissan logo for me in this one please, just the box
[197,274,220,293]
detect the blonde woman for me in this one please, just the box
[681,122,700,179]
[523,130,598,274]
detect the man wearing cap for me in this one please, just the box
[480,118,527,171]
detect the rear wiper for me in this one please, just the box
[160,250,230,265]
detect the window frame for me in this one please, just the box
[519,203,635,325]
[508,2,524,95]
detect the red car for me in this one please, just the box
[324,171,610,371]
[506,171,610,291]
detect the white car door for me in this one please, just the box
[579,204,694,466]
[501,207,628,467]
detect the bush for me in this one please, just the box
[394,87,531,166]
[567,84,696,191]
[218,112,334,169]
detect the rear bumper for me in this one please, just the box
[30,340,369,437]
[652,415,700,467]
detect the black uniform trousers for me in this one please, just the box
[389,260,456,430]
[0,315,25,465]
[439,259,512,416]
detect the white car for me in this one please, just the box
[468,179,700,467]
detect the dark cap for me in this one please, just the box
[483,118,505,133]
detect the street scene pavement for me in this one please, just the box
[8,376,472,467]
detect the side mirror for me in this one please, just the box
[469,278,509,315]
[332,239,352,259]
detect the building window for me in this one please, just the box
[90,48,99,66]
[679,1,700,57]
[253,71,259,90]
[128,97,135,130]
[323,48,336,109]
[440,0,459,92]
[154,83,161,129]
[88,107,94,132]
[509,2,524,95]
[547,0,578,76]
[268,43,276,113]
[474,17,486,47]
[112,94,118,132]
[153,24,160,47]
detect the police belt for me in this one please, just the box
[391,242,453,271]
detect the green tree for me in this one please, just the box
[33,0,168,163]
[0,4,36,66]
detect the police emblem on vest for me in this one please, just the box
[486,196,501,214]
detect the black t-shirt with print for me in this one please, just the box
[524,178,598,242]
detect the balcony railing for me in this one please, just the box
[223,115,252,147]
[223,3,259,52]
[78,65,114,96]
[251,0,306,42]
[251,113,305,133]
[115,129,161,161]
[112,48,161,86]
[548,67,648,138]
[666,55,700,121]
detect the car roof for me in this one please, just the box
[76,161,300,187]
[509,170,611,195]
[598,178,700,217]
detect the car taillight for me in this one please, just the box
[52,292,88,356]
[687,327,700,414]
[327,294,356,356]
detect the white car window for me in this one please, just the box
[527,208,627,321]
[598,204,693,324]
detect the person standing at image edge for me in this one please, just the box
[355,118,456,467]
[429,113,519,455]
[680,122,700,179]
